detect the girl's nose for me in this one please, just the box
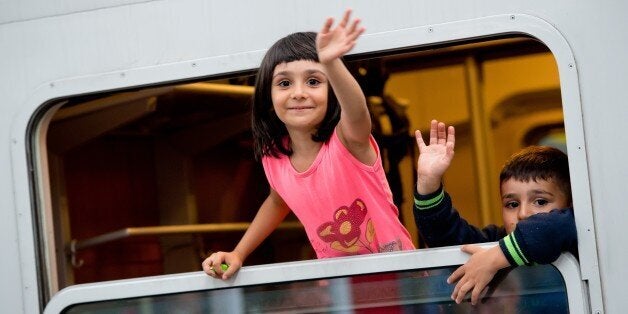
[291,84,308,99]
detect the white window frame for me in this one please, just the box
[43,246,586,313]
[9,14,599,312]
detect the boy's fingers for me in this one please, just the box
[429,120,438,144]
[437,122,446,144]
[460,244,480,255]
[415,130,426,150]
[451,279,461,299]
[478,286,490,304]
[448,126,456,147]
[455,281,473,304]
[471,285,484,305]
[447,265,464,284]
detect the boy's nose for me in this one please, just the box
[517,205,532,220]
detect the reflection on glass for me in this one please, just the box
[64,264,568,313]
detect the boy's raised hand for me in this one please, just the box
[447,245,510,305]
[415,119,455,194]
[316,9,365,64]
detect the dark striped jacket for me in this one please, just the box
[413,186,577,266]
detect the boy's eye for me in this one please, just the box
[504,201,519,209]
[534,199,549,206]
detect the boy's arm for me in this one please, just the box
[448,208,577,305]
[202,189,291,280]
[316,10,371,159]
[500,207,577,265]
[413,185,499,247]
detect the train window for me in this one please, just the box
[33,31,572,305]
[64,266,569,313]
[44,249,584,314]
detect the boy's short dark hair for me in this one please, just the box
[499,146,572,204]
[251,31,341,160]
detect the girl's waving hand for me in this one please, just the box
[316,9,365,65]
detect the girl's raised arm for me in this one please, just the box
[316,9,374,164]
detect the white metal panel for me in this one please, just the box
[3,7,600,313]
[0,0,154,25]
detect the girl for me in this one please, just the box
[203,10,414,280]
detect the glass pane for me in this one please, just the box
[63,264,568,313]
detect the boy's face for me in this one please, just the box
[501,178,571,233]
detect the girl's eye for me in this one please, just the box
[277,80,291,87]
[534,199,549,206]
[306,78,321,86]
[504,201,519,209]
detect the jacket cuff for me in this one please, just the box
[499,233,531,266]
[413,184,444,211]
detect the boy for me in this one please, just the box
[413,120,577,305]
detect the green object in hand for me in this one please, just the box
[221,263,229,271]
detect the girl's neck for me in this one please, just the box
[288,131,323,173]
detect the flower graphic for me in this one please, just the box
[317,199,375,253]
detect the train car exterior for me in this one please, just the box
[1,1,627,313]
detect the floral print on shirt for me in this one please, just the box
[317,198,376,253]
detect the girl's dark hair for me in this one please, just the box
[500,146,572,204]
[251,31,341,160]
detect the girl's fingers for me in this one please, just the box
[347,18,360,34]
[339,9,351,28]
[320,17,333,35]
[222,264,238,280]
[202,259,217,277]
[347,25,364,42]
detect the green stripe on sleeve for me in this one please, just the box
[504,234,526,266]
[414,189,444,210]
[509,232,530,265]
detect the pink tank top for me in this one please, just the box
[262,130,415,258]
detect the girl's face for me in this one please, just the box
[270,60,329,133]
[500,178,571,233]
